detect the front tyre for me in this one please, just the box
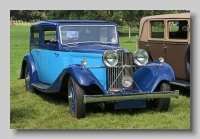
[25,65,34,93]
[148,82,171,112]
[68,76,86,119]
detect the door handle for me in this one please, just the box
[163,45,167,53]
[146,43,149,50]
[36,50,40,55]
[54,52,59,56]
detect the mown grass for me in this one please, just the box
[10,25,190,129]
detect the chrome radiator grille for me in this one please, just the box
[107,51,133,90]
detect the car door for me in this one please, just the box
[165,19,190,80]
[30,25,44,82]
[147,19,166,61]
[39,26,62,84]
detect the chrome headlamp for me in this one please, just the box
[133,49,149,66]
[102,50,118,67]
[122,75,133,87]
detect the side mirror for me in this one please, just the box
[182,26,188,31]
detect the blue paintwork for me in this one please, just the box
[132,62,175,92]
[20,54,40,84]
[36,61,175,96]
[21,50,175,96]
[64,65,106,93]
[114,61,175,109]
[36,64,106,93]
[32,20,113,26]
[61,44,120,53]
[31,49,107,90]
[31,49,43,82]
[114,99,146,109]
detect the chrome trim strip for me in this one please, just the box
[170,82,190,88]
[84,90,179,103]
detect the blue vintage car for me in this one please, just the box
[20,20,179,119]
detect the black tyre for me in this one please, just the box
[25,65,34,93]
[148,82,171,112]
[185,45,190,78]
[147,53,153,64]
[68,76,86,119]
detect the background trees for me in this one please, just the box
[10,10,185,27]
[10,10,45,21]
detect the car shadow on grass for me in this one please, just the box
[33,89,150,116]
[32,88,180,117]
[10,106,36,125]
[85,102,152,117]
[33,89,68,106]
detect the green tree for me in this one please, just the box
[10,10,45,22]
[120,10,149,39]
[44,10,124,26]
[44,10,77,19]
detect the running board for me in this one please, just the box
[170,80,190,89]
[32,82,50,91]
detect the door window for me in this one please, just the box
[31,26,39,44]
[150,21,164,38]
[167,20,188,39]
[42,27,57,45]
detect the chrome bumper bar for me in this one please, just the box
[84,90,179,103]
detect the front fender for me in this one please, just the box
[39,64,106,93]
[64,64,106,94]
[20,53,39,83]
[132,62,175,92]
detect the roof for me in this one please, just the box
[46,20,109,23]
[31,20,112,26]
[138,12,190,42]
[140,12,190,24]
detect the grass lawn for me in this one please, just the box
[10,25,190,129]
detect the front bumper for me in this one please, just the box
[84,90,179,103]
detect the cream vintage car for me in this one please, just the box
[137,12,190,89]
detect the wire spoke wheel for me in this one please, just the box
[25,65,34,93]
[68,76,86,119]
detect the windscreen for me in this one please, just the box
[59,25,118,45]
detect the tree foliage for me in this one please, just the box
[10,10,186,26]
[10,10,45,21]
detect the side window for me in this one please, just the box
[168,20,188,39]
[150,21,164,38]
[32,27,39,44]
[42,27,57,45]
